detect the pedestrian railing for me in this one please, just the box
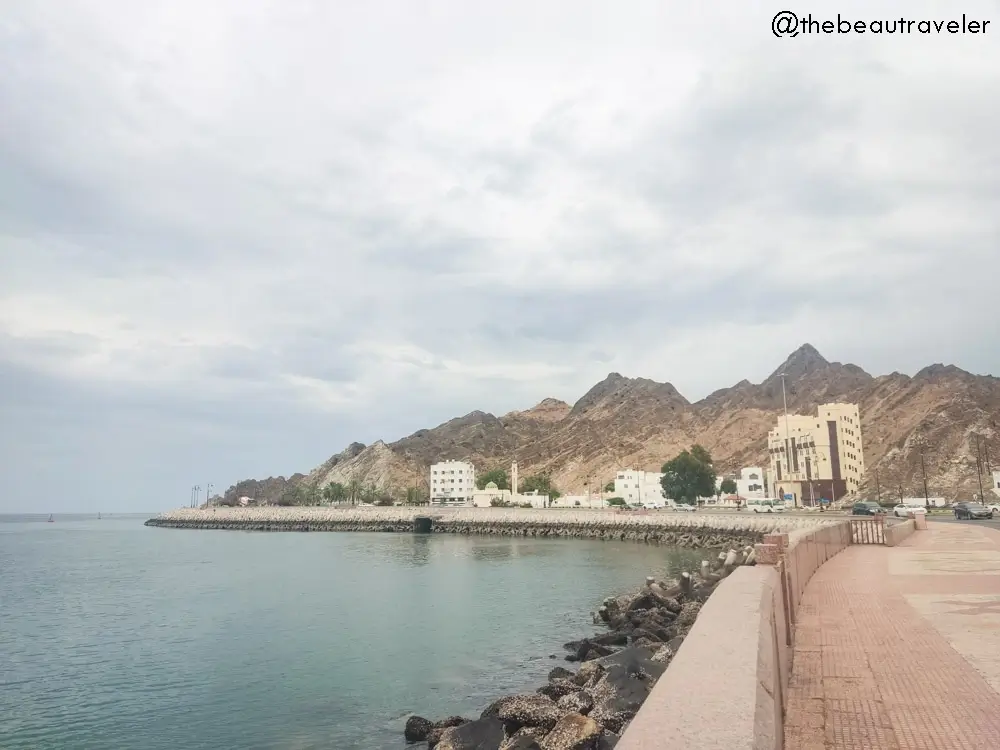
[850,516,886,544]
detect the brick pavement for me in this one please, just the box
[784,522,1000,749]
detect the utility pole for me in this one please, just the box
[193,485,200,508]
[975,434,986,504]
[206,483,213,507]
[635,464,642,507]
[918,440,929,508]
[779,372,796,508]
[985,423,994,477]
[874,468,881,505]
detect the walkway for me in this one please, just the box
[784,521,1000,749]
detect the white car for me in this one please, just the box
[748,499,786,513]
[892,504,927,518]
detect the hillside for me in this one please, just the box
[223,344,1000,504]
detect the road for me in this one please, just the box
[927,515,1000,530]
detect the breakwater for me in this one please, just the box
[404,547,759,748]
[145,507,839,549]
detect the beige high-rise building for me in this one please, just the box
[767,403,864,506]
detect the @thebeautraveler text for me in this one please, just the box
[772,12,990,38]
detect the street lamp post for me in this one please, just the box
[193,485,200,508]
[206,483,214,507]
[874,468,881,505]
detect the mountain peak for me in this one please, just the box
[767,343,829,382]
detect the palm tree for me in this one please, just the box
[323,482,347,504]
[347,480,362,505]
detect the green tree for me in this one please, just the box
[606,497,626,506]
[477,468,510,490]
[691,444,713,467]
[303,484,322,506]
[660,446,717,505]
[347,480,362,505]
[405,487,428,505]
[322,482,347,504]
[604,480,615,492]
[720,478,738,496]
[521,473,561,500]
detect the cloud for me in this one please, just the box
[2,0,999,510]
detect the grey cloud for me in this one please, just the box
[2,0,999,511]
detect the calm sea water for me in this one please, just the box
[1,515,708,750]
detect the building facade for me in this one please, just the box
[614,470,666,506]
[430,460,476,505]
[992,470,1000,498]
[767,402,865,506]
[736,467,768,499]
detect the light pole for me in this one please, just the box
[874,468,881,505]
[206,483,213,507]
[974,434,986,505]
[779,372,796,507]
[918,439,929,508]
[193,485,201,508]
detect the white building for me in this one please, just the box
[614,470,666,506]
[990,470,1000,498]
[736,467,767,499]
[471,482,513,507]
[430,460,476,505]
[551,493,608,509]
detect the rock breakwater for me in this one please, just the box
[404,545,758,749]
[145,507,837,550]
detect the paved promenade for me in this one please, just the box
[785,521,1000,749]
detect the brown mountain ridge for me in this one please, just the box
[224,344,1000,504]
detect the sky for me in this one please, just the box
[2,1,999,512]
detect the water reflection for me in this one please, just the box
[376,532,714,581]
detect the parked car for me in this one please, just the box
[852,501,885,516]
[953,502,994,520]
[892,504,928,518]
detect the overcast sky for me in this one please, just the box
[2,1,998,512]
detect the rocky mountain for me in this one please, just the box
[224,344,1000,503]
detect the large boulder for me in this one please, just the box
[436,717,506,750]
[556,691,594,716]
[537,679,580,701]
[540,713,603,750]
[548,667,575,682]
[499,726,547,750]
[499,737,541,750]
[675,601,702,630]
[587,704,633,736]
[597,731,619,748]
[650,644,674,664]
[405,715,434,742]
[590,665,652,713]
[495,694,565,732]
[564,639,616,662]
[594,646,665,681]
[572,661,605,689]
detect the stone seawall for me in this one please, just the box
[145,507,840,550]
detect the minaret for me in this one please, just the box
[511,461,519,498]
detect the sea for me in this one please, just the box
[0,514,708,749]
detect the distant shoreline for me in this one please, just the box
[144,506,834,548]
